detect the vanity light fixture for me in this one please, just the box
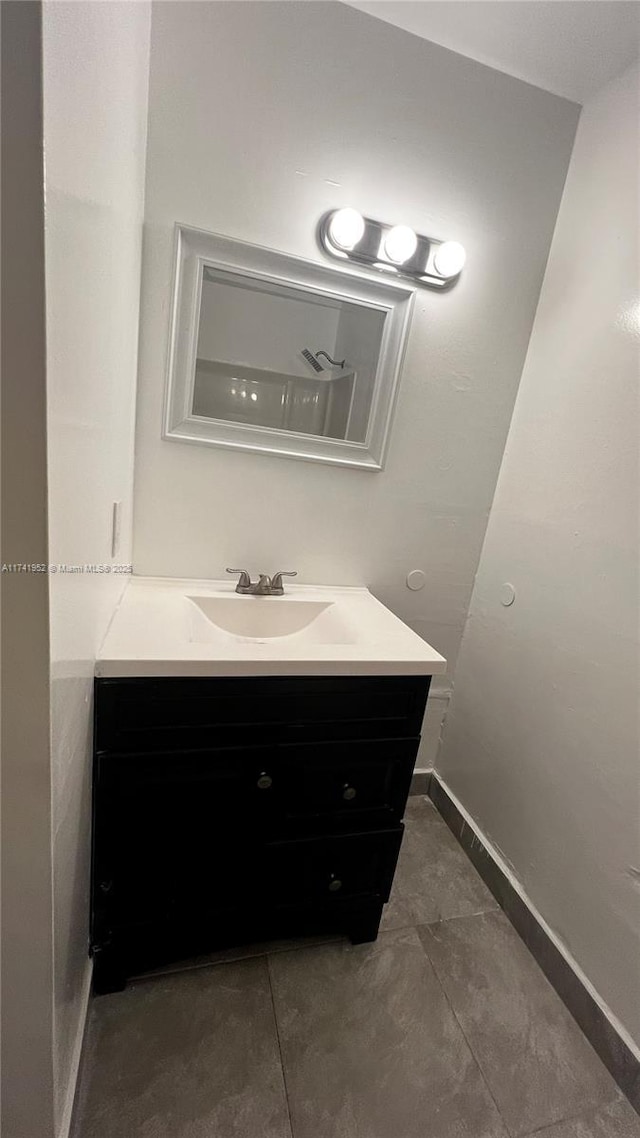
[319,209,466,289]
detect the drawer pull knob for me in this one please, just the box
[99,880,113,894]
[342,784,357,801]
[328,876,343,892]
[257,772,273,790]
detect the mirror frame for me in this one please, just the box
[163,224,415,471]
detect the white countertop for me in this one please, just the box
[96,577,447,679]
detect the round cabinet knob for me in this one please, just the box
[328,876,343,892]
[99,880,113,894]
[342,784,357,801]
[257,772,273,790]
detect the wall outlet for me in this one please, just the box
[111,501,122,559]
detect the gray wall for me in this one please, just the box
[133,1,579,697]
[438,62,640,1050]
[1,4,54,1136]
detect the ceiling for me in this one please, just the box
[343,1,640,103]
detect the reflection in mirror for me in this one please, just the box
[164,226,414,470]
[192,268,386,443]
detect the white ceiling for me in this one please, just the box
[343,1,640,103]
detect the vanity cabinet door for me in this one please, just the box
[92,748,283,926]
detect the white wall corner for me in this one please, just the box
[56,959,93,1138]
[416,688,452,771]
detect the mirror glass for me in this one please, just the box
[192,268,385,444]
[164,226,414,470]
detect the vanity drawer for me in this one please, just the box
[262,828,403,909]
[274,737,417,832]
[95,675,430,753]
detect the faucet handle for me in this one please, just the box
[271,570,297,591]
[226,568,252,590]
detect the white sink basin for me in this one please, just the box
[96,577,447,678]
[188,595,356,644]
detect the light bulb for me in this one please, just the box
[384,225,417,265]
[328,208,365,251]
[433,241,466,278]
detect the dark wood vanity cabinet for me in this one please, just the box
[91,674,430,993]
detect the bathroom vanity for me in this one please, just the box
[91,578,446,992]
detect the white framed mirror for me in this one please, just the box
[164,225,415,470]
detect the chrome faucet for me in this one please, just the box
[226,569,297,596]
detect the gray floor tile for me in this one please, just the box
[269,926,509,1138]
[404,794,440,821]
[381,796,499,930]
[71,958,292,1138]
[134,932,344,980]
[420,911,620,1137]
[527,1096,640,1136]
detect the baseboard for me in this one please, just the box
[58,957,93,1138]
[429,772,640,1114]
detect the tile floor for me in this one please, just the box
[71,797,640,1138]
